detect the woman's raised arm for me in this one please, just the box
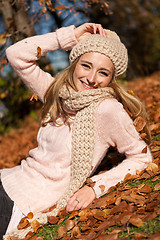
[6,25,77,102]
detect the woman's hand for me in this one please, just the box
[66,185,96,212]
[74,23,105,42]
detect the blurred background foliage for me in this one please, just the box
[0,0,159,132]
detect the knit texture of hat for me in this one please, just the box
[69,30,128,78]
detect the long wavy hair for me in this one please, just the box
[41,58,151,144]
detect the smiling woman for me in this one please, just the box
[1,23,152,239]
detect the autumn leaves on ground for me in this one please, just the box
[0,73,160,240]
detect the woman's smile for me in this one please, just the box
[80,80,95,90]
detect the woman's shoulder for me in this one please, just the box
[97,98,124,116]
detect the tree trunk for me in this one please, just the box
[0,0,36,43]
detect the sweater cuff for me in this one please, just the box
[56,25,78,51]
[91,176,107,198]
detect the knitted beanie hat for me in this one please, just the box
[69,30,128,78]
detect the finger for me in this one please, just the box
[66,198,79,212]
[96,24,105,36]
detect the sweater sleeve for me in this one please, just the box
[91,99,152,198]
[5,25,77,102]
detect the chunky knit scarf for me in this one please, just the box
[4,85,115,240]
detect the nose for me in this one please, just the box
[87,71,96,85]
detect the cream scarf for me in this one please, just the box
[4,85,116,239]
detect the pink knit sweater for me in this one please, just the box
[1,25,152,215]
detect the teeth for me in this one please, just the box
[82,81,94,89]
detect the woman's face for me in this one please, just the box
[73,52,114,91]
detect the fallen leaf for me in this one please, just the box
[128,89,135,96]
[146,162,159,174]
[78,209,90,218]
[0,33,7,44]
[30,93,38,102]
[37,46,41,58]
[47,216,59,224]
[139,132,147,139]
[129,216,144,227]
[133,116,146,132]
[142,146,147,153]
[93,210,106,221]
[65,219,75,231]
[138,185,152,194]
[54,5,66,10]
[84,177,96,188]
[57,226,67,239]
[154,182,160,191]
[99,185,105,193]
[71,226,81,239]
[30,220,41,232]
[17,217,30,230]
[27,212,33,219]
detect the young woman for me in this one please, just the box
[1,23,152,239]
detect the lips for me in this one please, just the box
[80,80,95,90]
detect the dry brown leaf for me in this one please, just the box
[78,209,90,218]
[71,226,81,239]
[146,200,159,211]
[152,176,159,181]
[99,185,105,193]
[65,219,75,231]
[27,212,33,219]
[57,226,67,239]
[118,212,132,225]
[54,5,66,10]
[68,210,78,219]
[23,231,35,240]
[93,210,106,221]
[146,162,159,174]
[47,216,59,224]
[7,236,19,240]
[37,46,41,58]
[142,146,147,153]
[103,208,112,216]
[17,217,30,230]
[30,93,38,102]
[57,11,62,16]
[133,116,146,132]
[124,173,131,181]
[84,177,96,188]
[98,233,118,240]
[129,216,144,227]
[138,185,152,194]
[149,123,160,132]
[127,89,135,96]
[115,196,121,205]
[154,182,160,191]
[81,224,91,232]
[111,201,128,214]
[30,220,41,232]
[139,132,147,139]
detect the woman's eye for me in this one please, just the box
[82,64,90,69]
[100,71,108,76]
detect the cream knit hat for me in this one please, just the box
[69,30,128,78]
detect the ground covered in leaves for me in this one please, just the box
[0,73,160,240]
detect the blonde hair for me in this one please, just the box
[41,62,151,145]
[108,80,151,144]
[41,59,78,127]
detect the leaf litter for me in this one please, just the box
[0,73,160,239]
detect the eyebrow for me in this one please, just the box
[80,60,112,74]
